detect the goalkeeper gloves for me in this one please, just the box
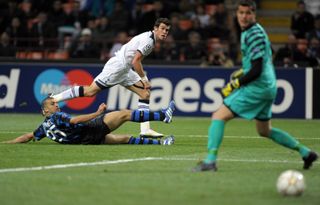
[221,79,240,98]
[230,68,244,81]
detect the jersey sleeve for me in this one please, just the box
[33,125,46,141]
[52,112,72,125]
[239,58,263,86]
[137,39,154,56]
[245,28,266,60]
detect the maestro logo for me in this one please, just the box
[34,69,95,110]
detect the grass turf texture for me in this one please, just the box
[0,114,319,205]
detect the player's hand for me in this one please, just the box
[143,81,151,90]
[230,68,244,81]
[221,79,240,98]
[97,103,107,114]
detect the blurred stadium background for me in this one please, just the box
[0,0,319,67]
[1,1,320,205]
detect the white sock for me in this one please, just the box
[140,122,150,134]
[138,100,150,133]
[53,86,81,102]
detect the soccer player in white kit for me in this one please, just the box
[52,18,171,138]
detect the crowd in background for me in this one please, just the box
[274,0,320,68]
[0,0,319,68]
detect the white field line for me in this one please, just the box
[0,156,313,174]
[175,135,320,140]
[0,157,158,174]
[1,131,319,140]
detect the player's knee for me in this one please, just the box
[120,110,131,121]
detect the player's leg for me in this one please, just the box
[194,88,253,172]
[255,98,318,169]
[82,114,168,145]
[106,133,161,144]
[193,104,234,172]
[104,134,130,144]
[256,120,318,169]
[132,101,175,123]
[53,57,121,102]
[256,119,303,150]
[125,71,163,138]
[52,81,101,102]
[207,105,234,161]
[103,104,175,145]
[103,102,175,131]
[129,85,164,137]
[104,133,174,145]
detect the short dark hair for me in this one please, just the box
[237,0,257,12]
[154,18,171,27]
[41,96,53,110]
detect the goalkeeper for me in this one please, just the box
[193,0,318,172]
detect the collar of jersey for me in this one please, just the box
[242,22,256,32]
[150,31,156,45]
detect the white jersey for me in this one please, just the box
[95,31,156,88]
[114,31,156,68]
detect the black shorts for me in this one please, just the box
[80,115,111,145]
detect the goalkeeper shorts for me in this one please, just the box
[224,87,274,121]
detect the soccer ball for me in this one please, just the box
[276,170,305,196]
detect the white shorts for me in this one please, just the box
[94,57,141,89]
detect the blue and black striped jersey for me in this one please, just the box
[33,112,84,144]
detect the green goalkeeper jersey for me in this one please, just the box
[240,23,277,99]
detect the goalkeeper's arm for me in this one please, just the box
[237,58,263,86]
[221,58,263,97]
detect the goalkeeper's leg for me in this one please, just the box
[193,105,234,172]
[256,120,318,169]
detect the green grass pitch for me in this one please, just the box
[0,114,319,205]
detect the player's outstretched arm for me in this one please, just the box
[70,103,107,124]
[2,132,34,144]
